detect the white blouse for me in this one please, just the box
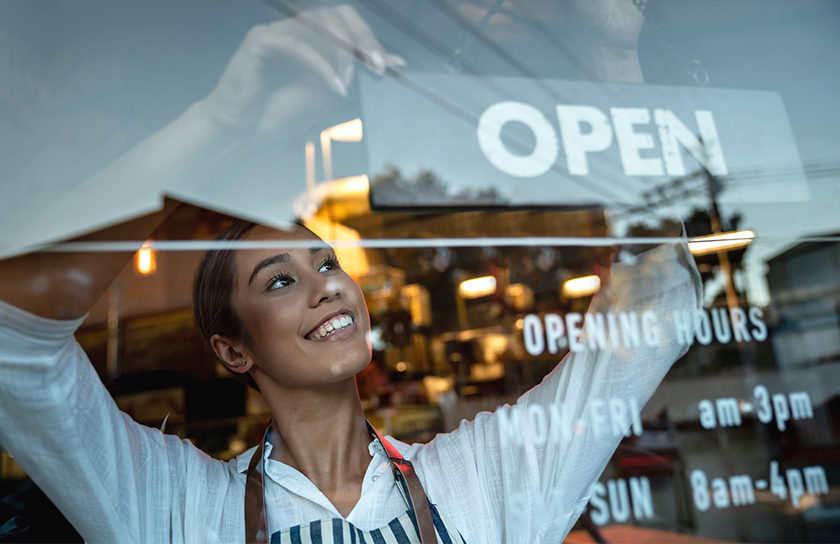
[0,242,700,543]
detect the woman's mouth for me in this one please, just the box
[306,313,355,341]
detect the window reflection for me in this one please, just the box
[1,1,839,542]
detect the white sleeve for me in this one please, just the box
[412,242,702,543]
[0,299,196,542]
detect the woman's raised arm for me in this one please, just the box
[0,205,205,541]
[0,207,174,319]
[411,241,702,543]
[0,7,403,538]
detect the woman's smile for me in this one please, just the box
[305,310,356,341]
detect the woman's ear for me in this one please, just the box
[210,333,252,373]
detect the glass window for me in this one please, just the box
[1,1,838,542]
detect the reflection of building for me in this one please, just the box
[766,234,840,369]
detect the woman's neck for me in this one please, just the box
[260,377,373,516]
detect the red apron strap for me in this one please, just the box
[244,422,437,544]
[366,421,438,544]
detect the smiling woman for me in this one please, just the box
[3,0,840,541]
[191,220,431,534]
[0,0,710,540]
[0,206,701,543]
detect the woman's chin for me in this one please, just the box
[328,356,371,380]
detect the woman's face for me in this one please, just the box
[229,225,371,387]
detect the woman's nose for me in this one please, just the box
[309,274,342,307]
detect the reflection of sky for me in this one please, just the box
[1,0,838,301]
[0,1,280,250]
[645,1,840,304]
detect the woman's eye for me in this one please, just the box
[268,275,293,291]
[319,257,339,273]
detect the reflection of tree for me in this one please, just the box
[370,164,507,206]
[626,207,740,238]
[626,207,747,294]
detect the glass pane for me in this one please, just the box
[1,1,838,542]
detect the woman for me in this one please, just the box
[0,3,700,538]
[0,209,701,543]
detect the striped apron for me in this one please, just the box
[268,503,466,544]
[246,422,467,544]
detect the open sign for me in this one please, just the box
[360,73,808,207]
[477,102,727,178]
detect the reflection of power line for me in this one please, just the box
[701,165,740,310]
[613,158,840,218]
[445,0,506,70]
[507,0,609,83]
[616,155,741,306]
[262,0,633,205]
[515,0,711,87]
[718,160,840,185]
[423,0,577,101]
[636,2,710,85]
[368,0,631,108]
[359,0,487,76]
[359,0,577,106]
[611,169,706,217]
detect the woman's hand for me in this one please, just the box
[537,0,644,83]
[569,0,645,50]
[0,5,403,281]
[201,4,404,132]
[569,0,645,82]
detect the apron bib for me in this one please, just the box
[268,503,466,544]
[245,420,466,544]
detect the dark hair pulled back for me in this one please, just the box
[192,218,258,389]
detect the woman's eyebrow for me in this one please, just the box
[248,253,289,285]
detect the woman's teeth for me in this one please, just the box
[310,315,353,340]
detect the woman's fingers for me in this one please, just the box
[275,5,396,92]
[386,53,407,69]
[254,20,349,96]
[311,7,358,91]
[334,4,391,75]
[205,4,406,128]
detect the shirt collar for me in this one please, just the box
[235,444,260,474]
[236,436,385,474]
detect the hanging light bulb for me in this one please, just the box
[135,241,157,275]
